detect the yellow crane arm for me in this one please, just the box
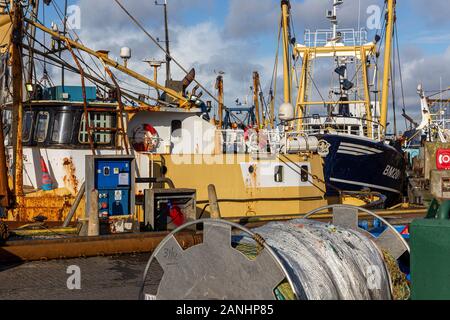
[25,18,190,107]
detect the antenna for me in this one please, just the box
[155,0,171,82]
[326,0,344,40]
[144,59,166,98]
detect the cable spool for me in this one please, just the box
[140,206,409,300]
[140,220,294,300]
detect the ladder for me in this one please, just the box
[65,40,129,155]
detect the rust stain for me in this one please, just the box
[249,164,258,188]
[7,189,75,222]
[63,157,79,196]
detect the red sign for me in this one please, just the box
[437,149,450,170]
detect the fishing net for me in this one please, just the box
[234,219,394,300]
[382,250,410,300]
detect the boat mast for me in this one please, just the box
[253,71,261,127]
[11,0,24,210]
[380,0,396,136]
[61,0,68,89]
[0,3,11,207]
[215,75,224,128]
[156,0,171,82]
[163,0,171,82]
[281,0,291,104]
[331,0,338,39]
[26,0,39,85]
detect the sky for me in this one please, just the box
[36,0,450,133]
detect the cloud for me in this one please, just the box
[224,0,279,39]
[57,1,272,109]
[40,0,449,134]
[169,22,270,107]
[402,45,450,100]
[224,0,386,40]
[410,0,450,27]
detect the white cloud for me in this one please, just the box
[41,0,450,133]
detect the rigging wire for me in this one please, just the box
[302,55,327,106]
[427,88,450,98]
[50,0,107,83]
[394,21,408,130]
[23,36,159,106]
[269,16,282,108]
[373,1,388,116]
[113,0,220,105]
[22,3,103,89]
[391,26,397,136]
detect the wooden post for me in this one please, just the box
[207,184,221,219]
[11,2,24,216]
[87,189,99,236]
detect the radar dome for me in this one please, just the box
[278,103,295,121]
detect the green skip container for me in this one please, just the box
[411,200,450,300]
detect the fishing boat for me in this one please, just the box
[285,0,406,206]
[402,85,450,205]
[0,0,329,225]
[0,0,404,227]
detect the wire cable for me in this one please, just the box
[114,0,220,105]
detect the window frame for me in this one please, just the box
[171,119,182,139]
[22,111,34,143]
[50,111,75,145]
[34,111,50,143]
[78,112,116,145]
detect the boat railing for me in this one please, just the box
[295,116,383,140]
[218,129,282,155]
[304,28,368,47]
[217,115,384,155]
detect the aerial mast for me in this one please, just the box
[156,0,171,82]
[26,0,39,85]
[380,0,396,136]
[215,75,224,128]
[281,0,291,104]
[253,71,261,127]
[329,0,343,40]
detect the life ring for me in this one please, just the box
[132,124,160,153]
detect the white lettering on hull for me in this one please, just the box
[382,165,401,180]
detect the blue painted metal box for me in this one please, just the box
[95,159,132,217]
[44,86,97,101]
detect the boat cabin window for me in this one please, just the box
[171,120,182,138]
[34,111,49,143]
[350,126,360,136]
[274,165,284,183]
[51,112,74,144]
[78,112,114,144]
[301,165,309,182]
[22,111,33,143]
